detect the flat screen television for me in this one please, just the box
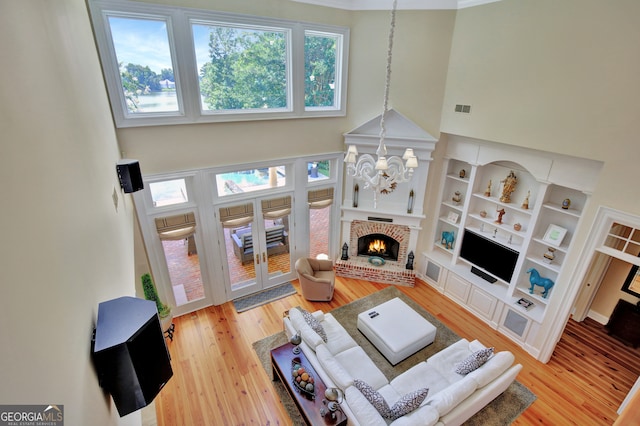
[459,229,519,283]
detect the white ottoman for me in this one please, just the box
[357,297,436,365]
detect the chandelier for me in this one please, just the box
[344,0,418,208]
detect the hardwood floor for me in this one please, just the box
[155,277,640,425]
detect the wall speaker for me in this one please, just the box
[425,261,441,283]
[93,297,173,417]
[116,159,143,193]
[503,309,528,337]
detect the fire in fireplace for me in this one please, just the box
[357,233,400,261]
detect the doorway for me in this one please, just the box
[217,195,294,300]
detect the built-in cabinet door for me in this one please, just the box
[468,286,498,324]
[444,273,471,304]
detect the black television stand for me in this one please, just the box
[471,266,497,283]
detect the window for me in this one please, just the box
[305,31,339,109]
[307,160,331,182]
[150,179,188,207]
[215,166,286,196]
[88,0,349,127]
[192,22,289,113]
[107,15,179,115]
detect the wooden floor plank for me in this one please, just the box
[155,277,639,425]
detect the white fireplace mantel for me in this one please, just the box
[340,109,438,262]
[342,109,438,217]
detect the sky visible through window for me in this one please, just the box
[109,17,173,74]
[109,17,213,75]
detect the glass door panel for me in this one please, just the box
[161,238,204,306]
[309,205,331,259]
[262,214,292,287]
[225,225,258,293]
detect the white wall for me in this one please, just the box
[0,1,139,425]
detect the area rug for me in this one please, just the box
[253,286,536,425]
[233,282,296,313]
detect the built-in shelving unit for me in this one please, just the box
[423,138,596,354]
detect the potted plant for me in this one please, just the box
[141,273,174,339]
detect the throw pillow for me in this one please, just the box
[296,307,328,343]
[454,347,494,375]
[388,388,429,420]
[353,379,391,418]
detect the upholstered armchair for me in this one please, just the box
[295,258,335,301]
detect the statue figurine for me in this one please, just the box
[500,171,517,203]
[484,180,492,197]
[406,251,414,270]
[521,190,530,210]
[341,243,349,260]
[441,231,455,250]
[495,208,506,224]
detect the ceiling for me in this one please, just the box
[290,0,501,10]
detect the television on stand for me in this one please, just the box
[459,229,519,283]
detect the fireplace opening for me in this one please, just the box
[357,233,400,261]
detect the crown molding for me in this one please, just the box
[289,0,501,10]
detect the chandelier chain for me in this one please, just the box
[379,0,398,145]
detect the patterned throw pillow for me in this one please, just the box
[353,379,391,418]
[296,307,328,342]
[354,379,428,420]
[388,388,429,420]
[454,347,494,375]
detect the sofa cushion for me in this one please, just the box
[321,314,358,355]
[466,350,515,388]
[336,346,388,390]
[427,338,477,383]
[390,404,440,426]
[454,348,494,375]
[425,375,478,417]
[353,380,429,421]
[316,344,354,390]
[390,362,450,397]
[353,379,391,418]
[288,308,323,349]
[388,387,429,420]
[345,385,388,426]
[297,307,328,342]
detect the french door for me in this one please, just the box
[217,194,295,300]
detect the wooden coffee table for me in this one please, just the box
[271,342,347,426]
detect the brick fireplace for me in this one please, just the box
[336,220,416,286]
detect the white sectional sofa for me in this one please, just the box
[284,307,522,426]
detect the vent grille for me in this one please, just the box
[455,104,472,114]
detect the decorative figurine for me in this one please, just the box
[479,210,487,218]
[562,198,571,209]
[406,251,414,270]
[522,191,530,209]
[513,223,522,231]
[341,243,349,260]
[441,231,455,249]
[452,191,462,204]
[496,208,506,224]
[543,247,556,264]
[484,180,492,197]
[459,169,466,179]
[527,268,555,298]
[500,170,517,203]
